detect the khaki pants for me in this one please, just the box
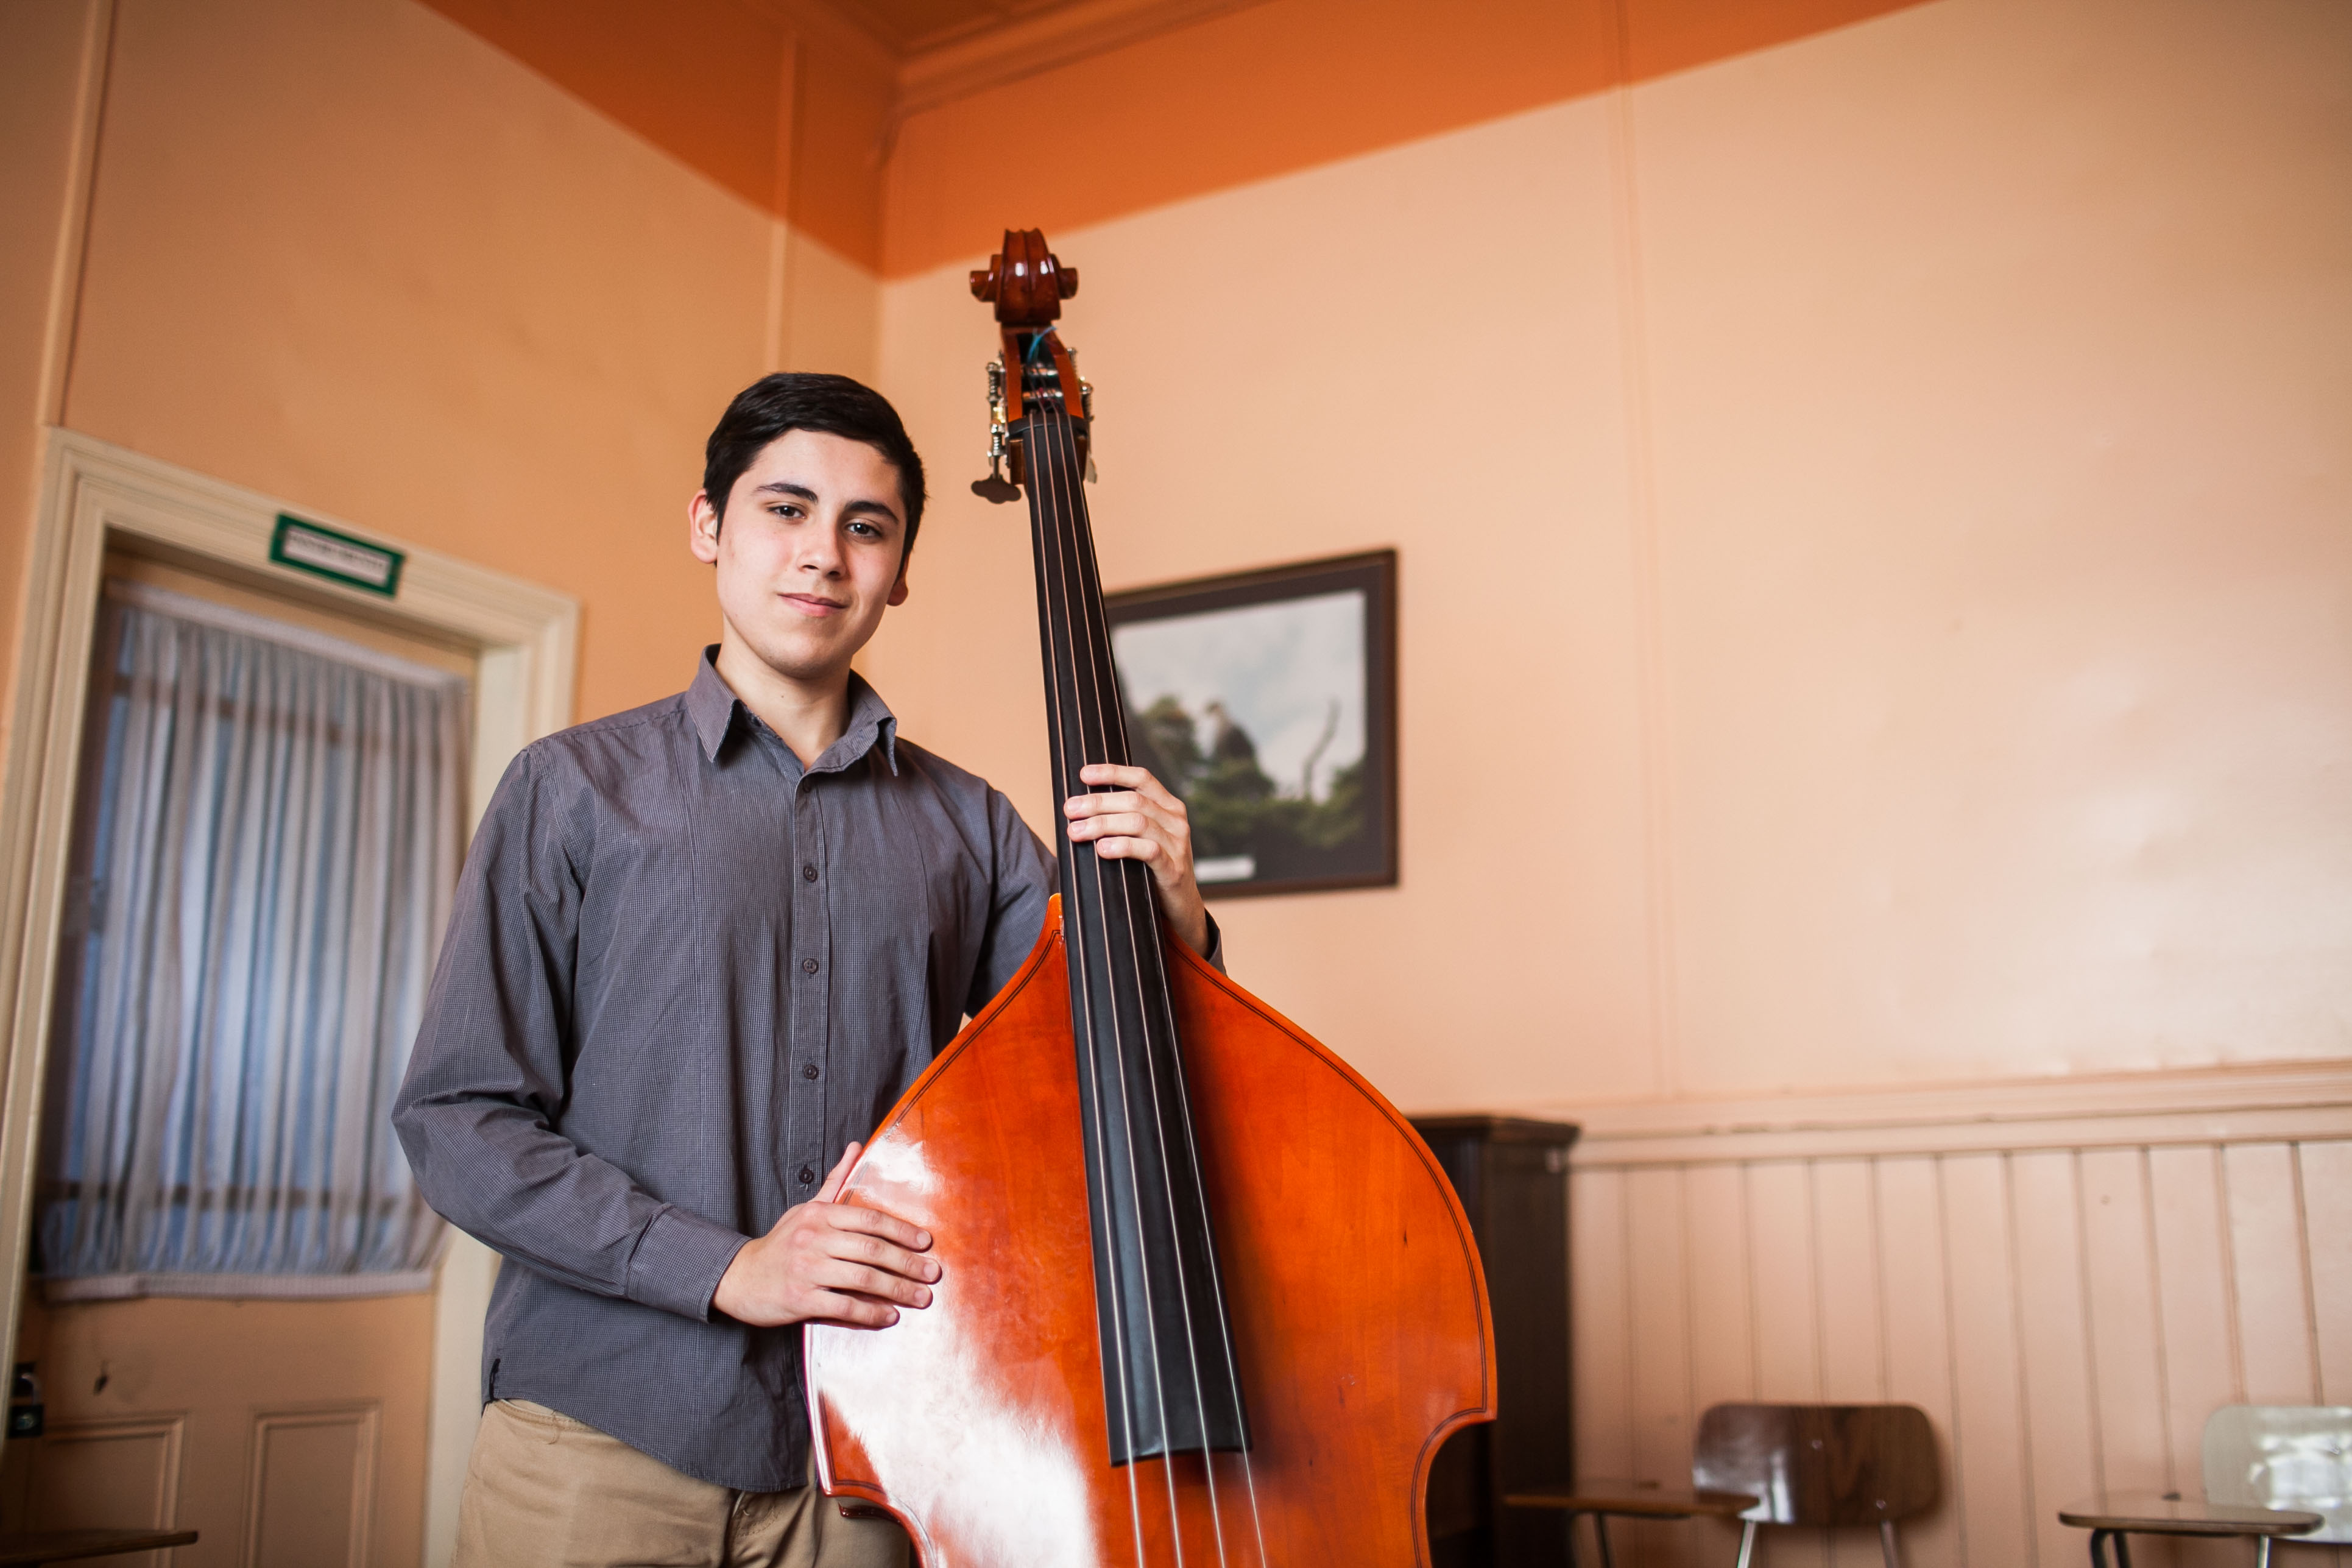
[454,1400,912,1568]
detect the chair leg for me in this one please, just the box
[1594,1513,1618,1568]
[1880,1520,1902,1568]
[1563,1511,1582,1568]
[2113,1531,2133,1568]
[2089,1528,2111,1568]
[1734,1518,1757,1568]
[2255,1538,2272,1568]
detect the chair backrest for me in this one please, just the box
[2203,1406,2352,1545]
[1693,1404,1940,1528]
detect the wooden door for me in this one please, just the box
[4,1291,434,1567]
[1,553,470,1567]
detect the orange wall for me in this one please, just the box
[29,0,879,726]
[7,0,2348,1119]
[0,0,99,778]
[880,0,1927,277]
[863,0,2352,1112]
[414,0,897,273]
[413,0,794,215]
[404,0,1931,281]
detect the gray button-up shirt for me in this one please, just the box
[395,651,1072,1489]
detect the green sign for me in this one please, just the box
[269,515,404,597]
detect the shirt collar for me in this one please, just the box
[686,647,900,775]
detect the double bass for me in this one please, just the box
[805,230,1494,1566]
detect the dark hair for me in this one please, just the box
[702,373,928,563]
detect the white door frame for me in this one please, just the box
[0,429,579,1565]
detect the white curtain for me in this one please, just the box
[38,581,464,1300]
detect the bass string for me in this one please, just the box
[1100,505,1270,1568]
[1042,406,1237,1566]
[1034,404,1192,1566]
[1026,390,1179,1566]
[1034,395,1216,1567]
[1039,391,1265,1566]
[1024,392,1152,1567]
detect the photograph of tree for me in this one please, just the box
[1106,552,1396,897]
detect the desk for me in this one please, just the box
[2058,1492,2322,1568]
[1506,1482,1759,1568]
[0,1529,197,1566]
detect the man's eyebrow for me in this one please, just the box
[749,481,900,524]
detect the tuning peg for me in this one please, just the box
[972,455,1020,504]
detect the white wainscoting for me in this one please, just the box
[1557,1062,2352,1567]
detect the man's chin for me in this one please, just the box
[732,631,858,689]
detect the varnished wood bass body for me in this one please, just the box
[806,227,1494,1567]
[806,897,1492,1566]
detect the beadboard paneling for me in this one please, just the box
[1559,1067,2352,1567]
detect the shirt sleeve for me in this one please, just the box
[967,787,1058,1015]
[962,787,1228,1018]
[392,747,746,1323]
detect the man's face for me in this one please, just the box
[688,429,910,688]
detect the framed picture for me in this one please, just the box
[1105,549,1397,898]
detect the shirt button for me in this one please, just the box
[800,1062,819,1081]
[802,957,819,975]
[802,864,818,881]
[797,1165,816,1185]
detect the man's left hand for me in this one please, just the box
[1064,764,1211,956]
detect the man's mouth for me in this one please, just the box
[782,593,847,616]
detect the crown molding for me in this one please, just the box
[740,0,1270,143]
[739,0,899,81]
[892,0,1270,119]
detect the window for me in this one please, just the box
[37,579,465,1299]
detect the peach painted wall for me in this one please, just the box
[859,16,2352,1549]
[862,0,2352,1115]
[875,0,1933,279]
[2,0,883,738]
[54,0,750,722]
[0,0,102,775]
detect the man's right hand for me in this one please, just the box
[710,1143,939,1328]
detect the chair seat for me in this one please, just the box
[1506,1481,1760,1519]
[2057,1493,2324,1538]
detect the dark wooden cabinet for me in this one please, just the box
[1410,1115,1580,1568]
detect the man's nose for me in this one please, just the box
[796,529,844,574]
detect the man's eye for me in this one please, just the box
[849,521,880,538]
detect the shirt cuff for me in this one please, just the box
[1201,911,1227,975]
[627,1204,750,1322]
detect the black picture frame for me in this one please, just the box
[1104,549,1397,899]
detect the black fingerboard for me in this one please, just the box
[1017,391,1251,1467]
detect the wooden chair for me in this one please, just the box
[1505,1403,1939,1567]
[1693,1403,1940,1568]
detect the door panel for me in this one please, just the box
[247,1405,378,1568]
[23,1411,185,1568]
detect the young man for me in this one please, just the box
[394,374,1214,1567]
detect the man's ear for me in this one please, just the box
[887,568,910,607]
[687,490,721,565]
